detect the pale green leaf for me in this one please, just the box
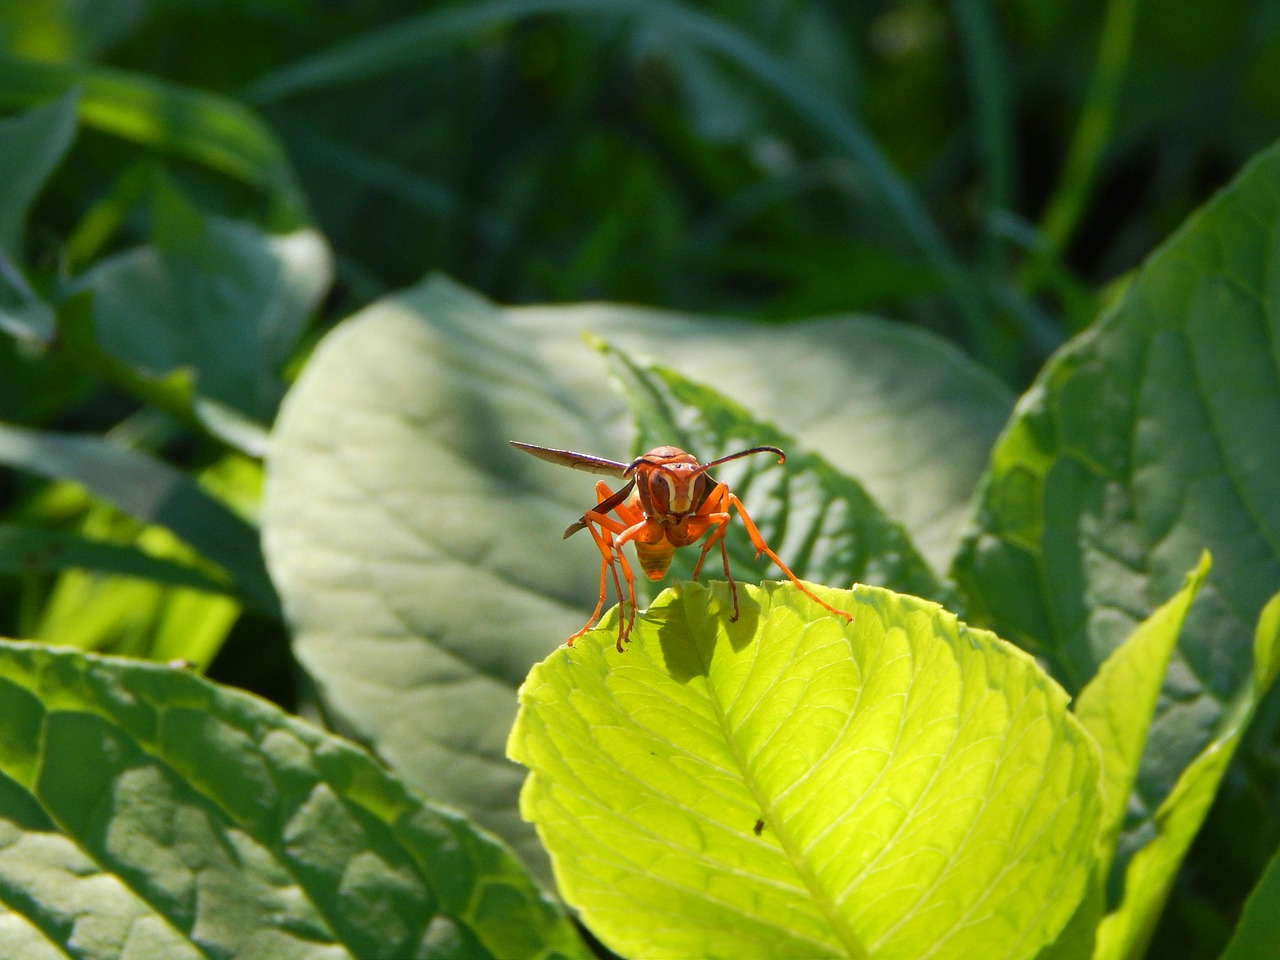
[1073,553,1210,867]
[509,581,1102,960]
[1092,590,1280,960]
[0,638,587,960]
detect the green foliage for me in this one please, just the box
[1092,587,1280,960]
[2,2,1280,957]
[951,140,1280,921]
[75,180,332,422]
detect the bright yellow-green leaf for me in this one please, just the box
[509,581,1102,960]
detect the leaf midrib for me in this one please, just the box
[692,608,870,960]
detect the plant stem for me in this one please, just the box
[1035,0,1142,269]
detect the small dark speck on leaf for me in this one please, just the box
[753,818,765,836]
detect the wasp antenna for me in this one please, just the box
[696,445,786,475]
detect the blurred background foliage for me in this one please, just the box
[5,0,1279,383]
[3,1,1280,956]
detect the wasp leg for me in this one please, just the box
[688,501,739,621]
[727,492,853,624]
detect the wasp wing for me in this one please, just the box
[510,440,629,477]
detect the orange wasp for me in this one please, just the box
[511,440,853,651]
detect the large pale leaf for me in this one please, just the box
[952,141,1280,850]
[263,278,612,872]
[0,638,586,960]
[509,581,1102,960]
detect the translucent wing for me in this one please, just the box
[509,440,629,478]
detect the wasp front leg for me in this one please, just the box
[567,518,625,647]
[571,482,645,652]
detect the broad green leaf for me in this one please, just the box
[1092,590,1280,960]
[600,344,954,606]
[1073,554,1209,868]
[0,638,587,960]
[263,275,1009,875]
[509,581,1102,960]
[0,422,278,617]
[952,140,1280,853]
[263,277,615,873]
[76,183,332,421]
[0,90,77,264]
[1220,836,1280,960]
[510,302,1011,574]
[0,55,307,224]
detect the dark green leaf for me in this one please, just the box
[0,90,77,263]
[1220,830,1280,960]
[76,182,332,421]
[0,55,306,223]
[509,302,1012,573]
[0,524,236,597]
[0,639,587,959]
